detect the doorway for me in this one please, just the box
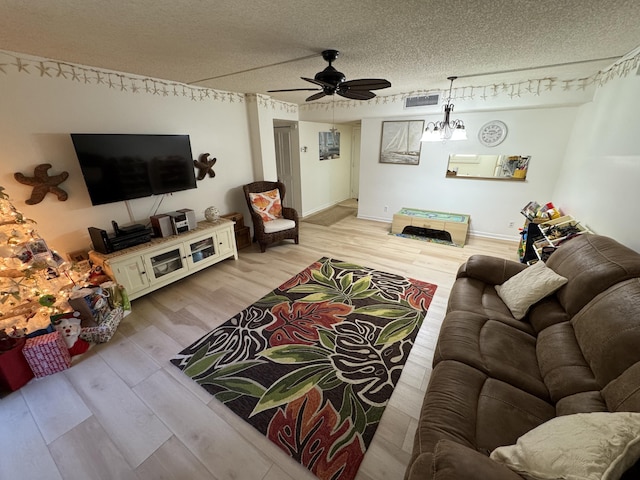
[273,124,301,212]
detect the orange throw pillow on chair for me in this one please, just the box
[249,189,283,222]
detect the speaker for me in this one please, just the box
[177,208,196,230]
[150,214,174,238]
[88,227,113,254]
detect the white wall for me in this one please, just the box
[298,122,353,216]
[246,94,299,182]
[4,49,637,254]
[0,62,255,256]
[357,107,578,239]
[553,70,640,251]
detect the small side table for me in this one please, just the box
[0,338,34,391]
[222,212,252,250]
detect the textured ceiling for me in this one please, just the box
[1,0,640,104]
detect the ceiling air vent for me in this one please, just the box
[404,94,439,108]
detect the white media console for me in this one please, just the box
[89,218,238,300]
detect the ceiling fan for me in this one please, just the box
[268,49,391,102]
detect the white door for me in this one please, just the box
[274,126,294,208]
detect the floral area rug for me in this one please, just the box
[171,257,437,480]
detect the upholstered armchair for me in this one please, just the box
[243,181,299,252]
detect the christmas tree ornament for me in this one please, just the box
[39,294,56,307]
[0,186,87,337]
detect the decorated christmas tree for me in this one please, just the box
[0,186,80,341]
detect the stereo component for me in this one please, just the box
[150,214,174,238]
[88,225,152,254]
[177,208,196,231]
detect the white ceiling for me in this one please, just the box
[1,1,639,104]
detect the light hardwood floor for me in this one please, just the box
[1,215,519,480]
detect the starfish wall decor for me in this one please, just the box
[194,153,217,180]
[14,163,69,205]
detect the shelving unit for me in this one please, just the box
[89,219,237,300]
[519,215,590,263]
[533,216,590,261]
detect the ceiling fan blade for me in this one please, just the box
[306,91,328,102]
[341,78,391,91]
[267,88,321,92]
[337,89,376,100]
[302,77,334,89]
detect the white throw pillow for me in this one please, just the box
[490,412,640,480]
[495,260,568,320]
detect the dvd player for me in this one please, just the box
[89,223,153,254]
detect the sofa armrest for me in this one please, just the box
[406,440,524,480]
[457,255,526,285]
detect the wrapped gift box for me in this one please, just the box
[23,331,71,378]
[68,287,112,327]
[79,307,123,343]
[0,338,34,391]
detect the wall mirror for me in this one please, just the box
[446,154,531,180]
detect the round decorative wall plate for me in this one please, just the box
[478,120,508,147]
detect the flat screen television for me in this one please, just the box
[71,134,197,206]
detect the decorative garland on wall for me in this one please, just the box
[245,93,298,114]
[0,50,294,114]
[300,49,640,111]
[2,48,638,113]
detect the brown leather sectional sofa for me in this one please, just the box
[405,234,640,479]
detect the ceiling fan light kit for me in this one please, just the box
[268,49,391,102]
[421,76,467,142]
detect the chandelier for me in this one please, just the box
[421,76,467,142]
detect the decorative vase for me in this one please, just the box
[204,206,220,222]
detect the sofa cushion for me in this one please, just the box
[572,278,640,387]
[456,254,527,286]
[446,278,536,334]
[490,412,640,480]
[263,217,296,234]
[536,321,599,402]
[526,295,570,333]
[495,260,568,320]
[602,362,640,413]
[409,440,525,480]
[433,311,548,400]
[413,360,554,461]
[546,234,640,317]
[556,391,609,416]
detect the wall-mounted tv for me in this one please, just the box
[71,134,197,206]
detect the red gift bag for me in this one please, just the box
[0,338,34,391]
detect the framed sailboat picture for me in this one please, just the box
[380,120,424,165]
[319,130,340,160]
